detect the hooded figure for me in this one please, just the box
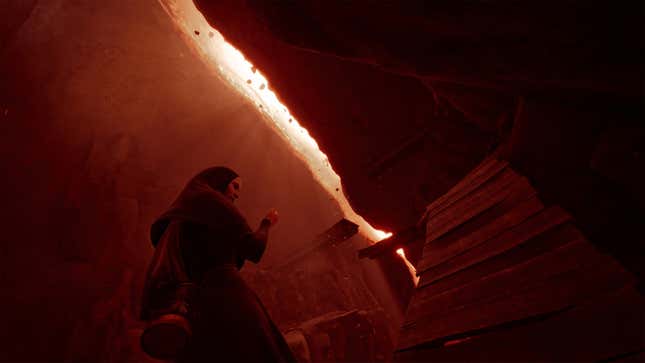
[140,167,295,362]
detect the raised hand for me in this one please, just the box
[264,208,279,226]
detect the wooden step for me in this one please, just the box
[422,158,508,223]
[424,168,522,244]
[419,206,572,286]
[395,285,643,362]
[412,223,584,304]
[406,238,605,324]
[397,255,633,350]
[418,183,541,272]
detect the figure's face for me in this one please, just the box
[225,177,242,202]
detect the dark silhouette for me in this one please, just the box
[140,167,295,362]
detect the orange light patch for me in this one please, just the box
[157,0,393,242]
[396,248,420,285]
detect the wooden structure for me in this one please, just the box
[271,219,359,271]
[392,157,644,362]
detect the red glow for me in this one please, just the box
[156,0,392,242]
[153,0,428,281]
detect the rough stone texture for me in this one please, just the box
[194,0,644,286]
[0,1,410,361]
[284,309,394,363]
[1,0,643,361]
[0,0,38,50]
[246,234,406,362]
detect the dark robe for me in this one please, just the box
[140,167,295,363]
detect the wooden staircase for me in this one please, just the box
[395,157,644,362]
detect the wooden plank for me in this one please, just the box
[419,206,572,286]
[357,226,423,259]
[406,238,601,324]
[271,219,358,270]
[424,163,514,231]
[425,169,521,244]
[440,157,505,200]
[422,158,509,222]
[395,285,644,362]
[605,350,645,363]
[397,256,634,350]
[419,195,542,273]
[417,183,542,272]
[413,222,584,299]
[423,175,537,254]
[423,157,498,214]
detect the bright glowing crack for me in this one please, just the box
[396,248,420,285]
[157,0,392,242]
[157,0,419,284]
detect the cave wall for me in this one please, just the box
[192,0,645,289]
[503,96,645,284]
[2,0,642,361]
[0,0,409,361]
[192,0,499,233]
[0,0,38,50]
[192,0,644,236]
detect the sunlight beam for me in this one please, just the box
[157,0,393,243]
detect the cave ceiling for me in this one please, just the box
[193,0,643,233]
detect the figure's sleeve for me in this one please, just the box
[239,218,271,263]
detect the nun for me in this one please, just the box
[140,166,295,362]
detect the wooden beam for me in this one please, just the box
[271,218,358,270]
[357,226,424,259]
